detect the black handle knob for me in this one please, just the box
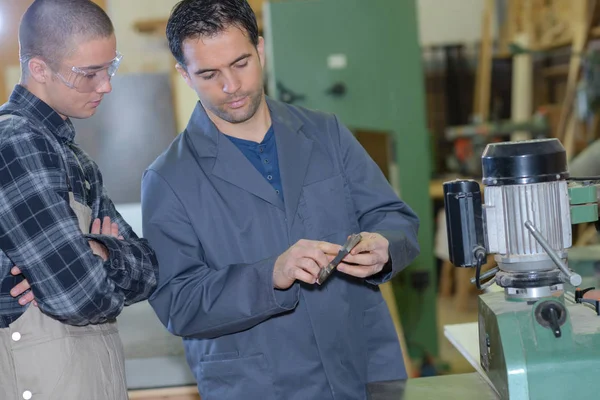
[535,300,567,338]
[543,306,562,338]
[326,82,347,97]
[575,287,596,302]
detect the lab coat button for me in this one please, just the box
[12,332,21,341]
[23,390,32,399]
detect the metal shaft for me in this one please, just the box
[470,267,499,284]
[524,221,582,286]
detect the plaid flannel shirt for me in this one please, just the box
[0,85,158,327]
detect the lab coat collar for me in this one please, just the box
[185,96,312,217]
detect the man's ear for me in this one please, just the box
[257,36,265,69]
[175,63,193,89]
[27,57,49,84]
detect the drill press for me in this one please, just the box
[443,138,600,400]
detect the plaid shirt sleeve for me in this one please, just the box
[0,118,129,326]
[84,179,159,306]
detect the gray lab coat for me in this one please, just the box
[141,97,420,400]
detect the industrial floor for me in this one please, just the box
[436,293,478,374]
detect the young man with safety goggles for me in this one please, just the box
[0,1,158,399]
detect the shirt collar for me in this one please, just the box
[8,84,77,143]
[224,125,274,148]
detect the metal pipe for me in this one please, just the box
[524,221,582,286]
[470,266,499,284]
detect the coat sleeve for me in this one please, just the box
[333,115,420,285]
[141,169,300,338]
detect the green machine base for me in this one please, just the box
[478,291,600,400]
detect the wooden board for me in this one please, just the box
[129,386,200,400]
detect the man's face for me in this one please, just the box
[177,25,265,125]
[45,34,118,119]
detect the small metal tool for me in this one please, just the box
[316,233,362,285]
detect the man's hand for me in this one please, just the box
[10,216,124,307]
[91,216,124,240]
[88,216,123,261]
[273,239,330,289]
[10,266,36,306]
[320,232,390,279]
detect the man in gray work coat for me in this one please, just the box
[141,1,420,399]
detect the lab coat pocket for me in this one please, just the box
[363,299,406,382]
[299,174,353,240]
[198,353,276,400]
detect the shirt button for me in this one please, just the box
[267,175,273,180]
[12,332,21,341]
[259,147,264,153]
[23,390,32,399]
[264,159,269,164]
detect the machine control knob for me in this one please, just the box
[535,300,567,338]
[326,82,347,97]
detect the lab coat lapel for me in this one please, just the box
[268,98,313,227]
[185,101,284,209]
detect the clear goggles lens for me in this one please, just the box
[57,52,123,93]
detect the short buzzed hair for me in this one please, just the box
[19,0,114,76]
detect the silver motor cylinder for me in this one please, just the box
[484,180,572,271]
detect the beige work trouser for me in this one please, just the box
[0,192,128,400]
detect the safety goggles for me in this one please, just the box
[55,51,123,93]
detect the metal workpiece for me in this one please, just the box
[316,233,362,285]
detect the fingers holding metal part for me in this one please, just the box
[318,242,343,257]
[349,232,387,256]
[337,232,390,278]
[273,239,331,289]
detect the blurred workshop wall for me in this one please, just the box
[1,0,498,128]
[417,0,498,46]
[106,0,179,74]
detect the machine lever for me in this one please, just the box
[326,82,347,97]
[524,221,583,286]
[470,267,499,285]
[536,301,567,338]
[546,306,562,338]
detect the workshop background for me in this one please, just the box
[1,0,598,398]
